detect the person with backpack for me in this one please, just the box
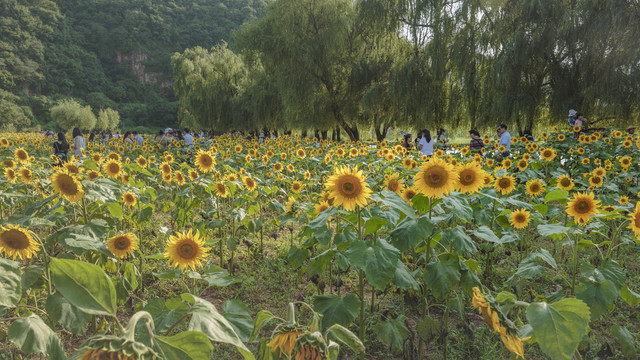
[53,132,69,165]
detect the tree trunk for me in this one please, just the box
[321,130,328,140]
[375,123,388,142]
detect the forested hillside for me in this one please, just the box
[0,0,265,132]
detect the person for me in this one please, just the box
[523,129,534,142]
[53,132,69,165]
[497,124,511,159]
[574,113,584,128]
[401,134,412,150]
[72,127,85,159]
[437,128,449,150]
[469,129,484,154]
[123,131,133,147]
[418,129,434,156]
[627,126,636,135]
[159,128,173,147]
[155,130,164,141]
[568,109,577,126]
[183,128,194,148]
[133,131,144,147]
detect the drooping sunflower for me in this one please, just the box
[413,157,458,198]
[4,167,17,182]
[556,175,574,191]
[627,203,640,238]
[103,159,123,179]
[14,147,29,163]
[525,179,545,198]
[243,176,257,191]
[106,233,138,259]
[0,224,40,260]
[285,196,296,213]
[509,209,531,229]
[455,162,485,194]
[195,151,215,173]
[51,170,85,202]
[566,192,601,225]
[324,166,372,211]
[267,329,305,357]
[164,229,210,271]
[174,171,186,186]
[384,174,405,194]
[122,192,137,207]
[494,174,516,195]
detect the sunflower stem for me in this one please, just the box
[33,234,52,296]
[356,207,366,358]
[81,197,89,224]
[570,234,578,296]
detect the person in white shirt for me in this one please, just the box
[72,127,85,158]
[497,123,511,158]
[183,128,194,148]
[418,129,434,156]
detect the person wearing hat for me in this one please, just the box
[568,109,577,126]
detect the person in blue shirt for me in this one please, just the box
[497,124,511,159]
[133,131,144,147]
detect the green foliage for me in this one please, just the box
[0,90,33,131]
[97,108,120,130]
[50,99,97,130]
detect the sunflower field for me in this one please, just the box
[0,127,639,360]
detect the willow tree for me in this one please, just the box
[236,0,367,141]
[172,44,249,131]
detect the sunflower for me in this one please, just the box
[539,148,556,161]
[401,187,418,202]
[106,233,138,259]
[122,192,137,207]
[17,167,33,184]
[452,163,484,194]
[296,149,306,159]
[510,209,531,229]
[160,161,172,175]
[103,159,123,179]
[525,179,545,197]
[581,158,590,165]
[384,174,404,194]
[324,166,372,211]
[165,154,174,163]
[619,196,629,205]
[291,181,304,194]
[314,201,330,215]
[619,156,632,167]
[516,159,528,171]
[593,167,606,177]
[174,171,186,186]
[627,203,640,238]
[14,147,29,163]
[557,175,574,191]
[188,170,199,181]
[566,192,601,225]
[588,175,603,188]
[164,229,210,271]
[213,182,228,198]
[0,225,40,260]
[2,159,15,169]
[64,163,81,174]
[273,162,283,172]
[412,157,458,198]
[51,170,85,202]
[268,330,305,357]
[195,151,215,173]
[4,167,17,182]
[87,170,100,180]
[136,156,148,169]
[243,176,257,191]
[286,164,295,173]
[285,196,295,213]
[494,174,516,195]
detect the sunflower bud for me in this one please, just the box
[292,332,327,360]
[76,334,158,360]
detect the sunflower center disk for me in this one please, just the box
[2,230,30,249]
[179,242,198,259]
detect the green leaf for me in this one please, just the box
[575,278,619,320]
[325,324,365,353]
[472,226,500,243]
[392,261,419,290]
[184,295,255,360]
[155,331,213,360]
[443,226,476,255]
[222,300,254,343]
[389,215,433,252]
[249,310,276,343]
[106,202,123,219]
[8,315,65,356]
[374,190,417,219]
[312,293,361,329]
[422,254,461,299]
[188,264,239,287]
[516,249,557,280]
[620,284,640,307]
[345,239,400,289]
[49,258,117,316]
[286,246,309,268]
[51,220,109,254]
[45,293,90,335]
[0,258,21,307]
[580,260,626,288]
[442,195,473,222]
[308,249,334,276]
[416,315,440,344]
[141,298,190,333]
[374,315,408,354]
[545,189,569,203]
[526,298,591,360]
[537,224,570,239]
[611,325,638,360]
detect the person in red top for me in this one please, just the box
[469,129,484,154]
